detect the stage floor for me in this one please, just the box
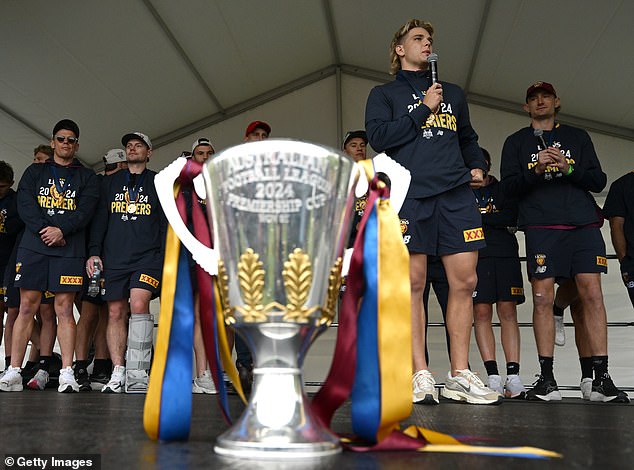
[0,390,631,470]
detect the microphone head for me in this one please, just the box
[533,128,543,137]
[427,53,438,63]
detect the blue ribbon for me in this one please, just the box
[351,203,381,441]
[158,246,194,441]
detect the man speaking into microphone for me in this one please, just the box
[365,19,496,406]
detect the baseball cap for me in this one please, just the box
[342,130,368,148]
[121,132,152,150]
[525,81,557,101]
[245,120,271,137]
[52,119,80,138]
[103,148,126,165]
[191,137,215,153]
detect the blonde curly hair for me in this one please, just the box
[389,19,434,75]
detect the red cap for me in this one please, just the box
[245,120,271,137]
[525,81,557,101]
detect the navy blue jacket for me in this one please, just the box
[365,69,486,198]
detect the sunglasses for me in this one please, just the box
[54,135,78,144]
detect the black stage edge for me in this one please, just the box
[0,391,632,469]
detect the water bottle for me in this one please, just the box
[87,259,101,297]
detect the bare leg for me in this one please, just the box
[410,253,428,372]
[473,302,496,362]
[497,301,521,364]
[442,251,478,373]
[10,289,41,368]
[54,292,77,369]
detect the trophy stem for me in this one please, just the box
[214,365,341,459]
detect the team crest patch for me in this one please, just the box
[44,291,55,299]
[596,256,607,267]
[60,276,82,285]
[535,254,546,266]
[15,262,22,273]
[140,274,159,288]
[400,218,409,234]
[511,287,524,296]
[355,197,367,212]
[463,227,484,242]
[0,287,5,295]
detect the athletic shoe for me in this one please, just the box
[504,374,527,399]
[73,364,91,392]
[554,315,565,347]
[21,362,39,386]
[412,369,439,404]
[193,370,218,394]
[580,377,593,401]
[102,365,126,394]
[125,369,149,394]
[0,366,23,392]
[90,362,112,391]
[526,375,561,401]
[590,374,630,403]
[57,367,79,393]
[237,361,254,396]
[27,369,50,391]
[441,369,502,405]
[487,374,504,395]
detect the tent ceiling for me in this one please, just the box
[1,0,633,174]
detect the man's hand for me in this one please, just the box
[86,255,103,277]
[423,83,443,114]
[534,147,560,175]
[470,168,485,188]
[39,226,64,247]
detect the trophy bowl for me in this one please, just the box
[203,139,356,459]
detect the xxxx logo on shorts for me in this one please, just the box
[140,274,159,288]
[60,276,82,285]
[596,256,607,267]
[511,287,524,296]
[463,227,484,242]
[400,218,409,234]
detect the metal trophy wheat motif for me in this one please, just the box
[158,139,357,459]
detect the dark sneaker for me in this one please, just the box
[590,375,630,403]
[21,363,39,386]
[237,361,253,396]
[526,375,561,401]
[73,365,91,392]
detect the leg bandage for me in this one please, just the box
[125,313,153,393]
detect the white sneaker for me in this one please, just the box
[504,374,527,399]
[102,365,126,394]
[193,370,218,394]
[441,369,503,405]
[580,377,593,400]
[57,367,79,393]
[487,374,504,395]
[412,369,439,404]
[27,369,49,391]
[554,315,566,346]
[0,366,23,392]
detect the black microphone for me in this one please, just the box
[533,128,549,150]
[427,53,438,85]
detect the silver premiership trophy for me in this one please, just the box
[159,140,356,459]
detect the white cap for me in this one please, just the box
[103,148,126,164]
[191,137,215,153]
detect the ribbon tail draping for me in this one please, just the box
[144,221,194,441]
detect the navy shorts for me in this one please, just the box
[399,184,485,255]
[14,248,84,293]
[102,267,162,301]
[473,257,525,305]
[525,226,607,280]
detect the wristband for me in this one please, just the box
[566,165,574,175]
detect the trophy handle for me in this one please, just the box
[155,157,218,276]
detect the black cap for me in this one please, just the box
[342,130,367,148]
[52,119,80,138]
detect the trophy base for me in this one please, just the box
[214,366,341,460]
